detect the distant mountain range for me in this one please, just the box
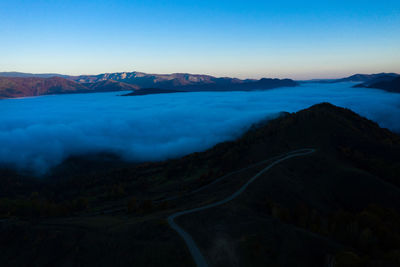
[69,72,298,92]
[0,71,298,99]
[1,71,400,99]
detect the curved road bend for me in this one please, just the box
[87,150,312,216]
[168,148,316,267]
[159,149,314,203]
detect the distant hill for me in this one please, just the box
[354,76,400,93]
[1,103,400,266]
[0,77,90,98]
[334,73,399,83]
[0,77,138,99]
[302,73,400,84]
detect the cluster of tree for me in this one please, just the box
[264,200,400,266]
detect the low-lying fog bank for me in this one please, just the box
[1,82,399,174]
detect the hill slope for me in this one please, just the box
[355,76,400,93]
[334,73,399,83]
[0,76,89,98]
[0,77,139,99]
[83,79,140,92]
[0,103,399,266]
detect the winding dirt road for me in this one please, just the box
[168,148,316,267]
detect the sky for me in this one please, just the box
[0,0,399,79]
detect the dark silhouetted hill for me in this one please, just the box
[355,76,400,93]
[303,73,399,84]
[334,73,399,83]
[0,103,400,266]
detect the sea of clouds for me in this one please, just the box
[1,82,400,175]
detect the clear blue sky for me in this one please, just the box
[1,0,399,79]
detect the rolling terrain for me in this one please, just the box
[0,103,399,266]
[4,71,400,99]
[70,72,298,91]
[0,71,298,98]
[0,77,137,99]
[82,80,140,92]
[0,77,89,98]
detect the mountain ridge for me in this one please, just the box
[0,77,137,99]
[0,71,299,98]
[334,72,399,83]
[70,71,298,91]
[301,72,399,84]
[0,71,69,79]
[0,76,89,98]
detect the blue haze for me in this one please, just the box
[1,83,400,174]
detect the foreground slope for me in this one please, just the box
[0,103,399,266]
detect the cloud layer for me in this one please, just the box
[1,82,400,174]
